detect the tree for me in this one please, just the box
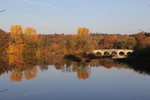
[8,25,24,54]
[74,27,93,53]
[77,27,90,36]
[140,37,150,48]
[135,32,146,48]
[126,37,137,49]
[0,29,10,53]
[23,27,38,55]
[103,35,117,49]
[24,27,37,44]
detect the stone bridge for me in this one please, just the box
[93,49,133,58]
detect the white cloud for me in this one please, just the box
[23,0,57,8]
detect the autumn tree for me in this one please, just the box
[126,37,137,49]
[140,37,150,48]
[74,27,94,53]
[114,35,136,49]
[23,27,38,55]
[0,29,10,53]
[8,25,24,54]
[58,35,75,54]
[37,35,50,52]
[24,27,37,43]
[134,32,146,48]
[103,35,117,49]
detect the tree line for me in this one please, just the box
[1,25,150,56]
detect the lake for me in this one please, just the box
[0,58,150,100]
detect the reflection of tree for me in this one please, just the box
[53,56,65,70]
[77,67,91,80]
[54,62,62,70]
[39,64,49,71]
[8,55,25,83]
[24,67,38,80]
[0,58,10,76]
[7,54,38,82]
[127,63,150,75]
[10,70,23,82]
[61,60,72,72]
[38,55,53,71]
[9,64,38,82]
[89,58,115,69]
[72,62,91,80]
[2,52,150,83]
[54,60,91,80]
[100,59,114,69]
[61,65,72,73]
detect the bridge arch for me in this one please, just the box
[104,51,110,56]
[119,51,125,56]
[127,52,132,55]
[96,52,102,55]
[111,51,117,56]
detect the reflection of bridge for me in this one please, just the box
[93,49,133,58]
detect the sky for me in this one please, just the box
[0,0,150,34]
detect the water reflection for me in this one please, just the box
[0,55,150,82]
[8,55,38,82]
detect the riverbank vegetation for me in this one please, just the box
[1,25,150,65]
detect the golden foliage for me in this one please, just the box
[24,27,38,43]
[8,25,24,54]
[77,27,89,36]
[24,67,38,80]
[24,27,36,35]
[8,55,25,71]
[10,25,23,35]
[10,71,23,82]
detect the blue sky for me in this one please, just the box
[0,0,150,34]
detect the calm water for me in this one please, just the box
[0,58,150,100]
